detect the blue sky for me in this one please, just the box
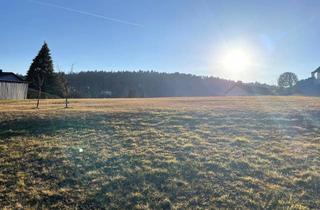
[1,0,320,84]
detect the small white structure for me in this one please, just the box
[0,70,28,99]
[225,84,250,96]
[311,67,320,80]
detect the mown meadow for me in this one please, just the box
[0,97,319,209]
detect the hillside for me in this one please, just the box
[294,78,320,96]
[66,71,276,98]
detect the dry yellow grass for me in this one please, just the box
[1,96,319,113]
[0,97,319,209]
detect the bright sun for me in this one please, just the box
[220,48,252,71]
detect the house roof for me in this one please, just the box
[0,71,26,83]
[224,82,274,96]
[225,83,254,95]
[312,67,320,74]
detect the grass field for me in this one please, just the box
[0,97,319,209]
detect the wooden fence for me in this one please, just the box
[0,82,28,99]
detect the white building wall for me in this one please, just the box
[0,82,28,99]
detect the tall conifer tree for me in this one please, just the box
[27,42,54,108]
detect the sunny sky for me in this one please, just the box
[1,0,320,84]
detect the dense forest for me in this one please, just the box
[24,43,318,99]
[27,69,320,99]
[64,71,275,98]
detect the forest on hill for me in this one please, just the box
[64,71,275,98]
[67,71,234,98]
[24,43,318,99]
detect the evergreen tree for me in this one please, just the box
[27,42,54,108]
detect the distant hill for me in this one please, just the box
[293,78,320,96]
[65,71,276,98]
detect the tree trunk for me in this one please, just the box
[36,74,44,109]
[65,97,68,108]
[36,87,41,108]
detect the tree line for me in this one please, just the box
[27,43,312,107]
[66,71,239,98]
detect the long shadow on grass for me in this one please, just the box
[0,112,176,139]
[0,114,116,139]
[0,117,90,138]
[1,110,319,139]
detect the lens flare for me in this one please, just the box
[221,48,252,71]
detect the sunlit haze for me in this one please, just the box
[215,45,257,81]
[1,0,320,84]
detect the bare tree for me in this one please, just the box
[278,72,298,88]
[57,64,73,108]
[56,72,69,108]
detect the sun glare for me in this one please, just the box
[212,45,257,81]
[221,48,252,71]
